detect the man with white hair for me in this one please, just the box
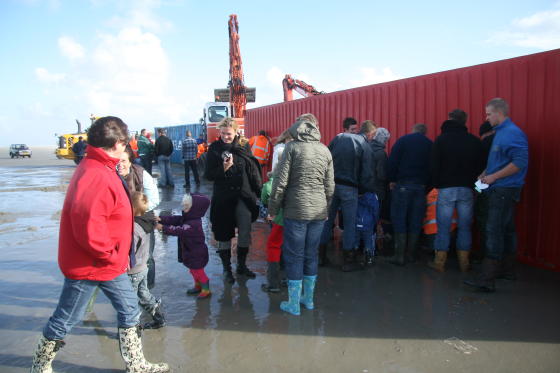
[464,98,529,292]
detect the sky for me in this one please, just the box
[0,0,559,146]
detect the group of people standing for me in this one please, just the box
[29,96,528,371]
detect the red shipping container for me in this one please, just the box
[245,48,560,271]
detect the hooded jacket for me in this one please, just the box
[431,120,485,188]
[58,145,133,281]
[160,194,211,270]
[268,119,335,220]
[128,216,154,275]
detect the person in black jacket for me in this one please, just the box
[154,128,175,188]
[429,114,485,273]
[205,118,262,284]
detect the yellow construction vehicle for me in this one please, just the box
[55,117,94,160]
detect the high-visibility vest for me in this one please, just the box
[197,143,207,159]
[249,135,270,164]
[129,138,139,158]
[423,189,457,235]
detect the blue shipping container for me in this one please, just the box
[154,123,203,164]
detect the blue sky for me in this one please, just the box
[0,0,559,146]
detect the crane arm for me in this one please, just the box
[228,14,247,119]
[282,74,324,102]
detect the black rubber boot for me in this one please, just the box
[496,253,517,280]
[218,250,235,284]
[463,258,498,292]
[387,233,407,266]
[236,246,256,278]
[341,250,360,272]
[318,244,330,267]
[142,302,166,330]
[405,233,420,263]
[261,262,281,293]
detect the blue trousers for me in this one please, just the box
[484,187,522,260]
[283,218,325,280]
[157,155,174,187]
[390,183,426,234]
[320,184,358,250]
[43,273,141,340]
[435,187,474,252]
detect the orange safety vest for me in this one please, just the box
[423,189,457,235]
[129,138,139,158]
[197,143,207,159]
[249,135,270,165]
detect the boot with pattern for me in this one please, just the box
[118,326,170,373]
[300,275,317,310]
[186,281,201,295]
[30,336,65,373]
[197,281,211,299]
[280,280,302,316]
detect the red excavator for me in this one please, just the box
[205,14,255,143]
[282,74,324,101]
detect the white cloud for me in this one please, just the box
[487,9,560,49]
[58,36,85,60]
[80,26,186,124]
[35,67,65,83]
[349,67,402,88]
[266,66,284,86]
[106,0,173,33]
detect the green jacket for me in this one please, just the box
[261,177,283,226]
[268,118,334,220]
[137,135,154,156]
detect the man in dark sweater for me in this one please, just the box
[319,120,375,271]
[387,123,433,265]
[155,128,175,188]
[429,115,485,273]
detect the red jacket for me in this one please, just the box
[58,145,133,281]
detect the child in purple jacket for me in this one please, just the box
[156,193,211,299]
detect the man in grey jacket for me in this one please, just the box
[319,120,376,271]
[268,113,334,316]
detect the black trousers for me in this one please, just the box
[184,159,200,185]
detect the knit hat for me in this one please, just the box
[373,127,391,146]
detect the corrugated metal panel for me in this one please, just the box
[154,123,203,164]
[245,49,560,271]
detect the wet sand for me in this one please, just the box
[0,150,559,372]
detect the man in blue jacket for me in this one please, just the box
[319,120,376,271]
[387,123,433,265]
[465,98,529,292]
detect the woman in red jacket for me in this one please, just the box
[30,117,169,373]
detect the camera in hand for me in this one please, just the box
[222,151,232,161]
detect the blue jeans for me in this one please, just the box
[43,273,141,340]
[390,183,426,234]
[434,187,474,252]
[129,269,158,314]
[320,184,358,250]
[283,218,325,280]
[484,187,522,260]
[157,155,174,186]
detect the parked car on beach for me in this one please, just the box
[9,144,32,158]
